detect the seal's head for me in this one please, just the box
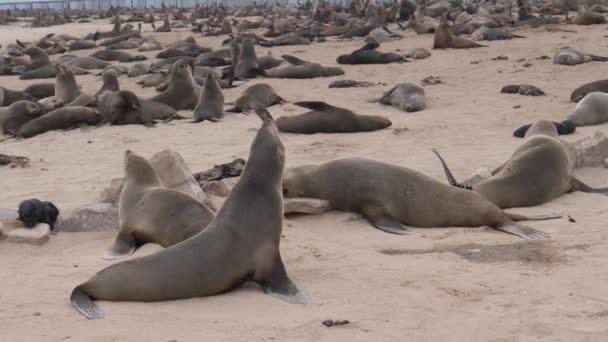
[10,100,42,116]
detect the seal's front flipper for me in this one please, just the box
[103,234,136,260]
[494,220,549,239]
[362,205,410,235]
[260,256,310,304]
[571,177,608,194]
[71,285,104,320]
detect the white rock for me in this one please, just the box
[5,223,50,245]
[55,203,118,232]
[462,167,492,186]
[202,180,230,197]
[284,198,333,215]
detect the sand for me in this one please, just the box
[1,18,608,342]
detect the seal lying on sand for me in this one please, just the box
[70,103,308,320]
[571,79,608,102]
[370,82,426,112]
[0,100,43,135]
[105,150,215,259]
[276,101,391,133]
[264,55,344,79]
[553,47,608,66]
[433,120,608,209]
[283,158,556,237]
[336,41,406,64]
[226,84,285,113]
[17,106,102,138]
[97,90,182,126]
[566,92,608,126]
[0,87,37,105]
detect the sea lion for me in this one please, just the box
[0,87,37,105]
[276,101,391,134]
[192,74,224,123]
[471,26,525,41]
[55,64,81,104]
[282,158,554,238]
[370,82,426,112]
[258,52,283,70]
[94,71,120,96]
[62,56,111,70]
[264,55,344,79]
[70,103,308,320]
[100,31,141,47]
[149,59,199,110]
[17,106,102,138]
[567,92,608,126]
[105,150,215,258]
[226,84,285,113]
[22,45,50,72]
[97,90,180,126]
[235,37,260,79]
[571,2,607,25]
[66,39,98,51]
[336,41,406,65]
[434,15,485,49]
[24,83,55,99]
[259,34,310,47]
[0,100,43,135]
[137,73,167,88]
[107,38,142,50]
[433,121,608,208]
[37,96,64,113]
[19,64,90,80]
[91,50,147,62]
[128,63,154,78]
[553,47,608,66]
[571,79,608,102]
[513,120,576,138]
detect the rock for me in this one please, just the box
[150,149,207,202]
[462,167,492,186]
[284,198,333,215]
[54,203,118,232]
[0,208,18,221]
[97,177,124,204]
[4,223,50,245]
[565,131,608,169]
[202,180,230,197]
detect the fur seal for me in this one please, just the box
[128,63,154,78]
[553,47,608,66]
[137,73,167,88]
[433,120,608,209]
[337,41,406,65]
[471,26,525,41]
[235,37,260,79]
[19,64,89,80]
[192,74,224,123]
[370,82,426,112]
[91,50,147,62]
[227,84,285,113]
[149,59,199,110]
[513,120,576,138]
[24,83,55,99]
[97,90,181,126]
[66,39,97,51]
[37,96,64,113]
[258,52,283,70]
[572,2,607,25]
[0,100,43,135]
[70,103,308,320]
[434,15,485,49]
[0,87,37,105]
[55,64,81,104]
[276,101,391,134]
[571,79,608,102]
[105,150,215,259]
[264,55,344,79]
[259,34,310,47]
[567,92,608,126]
[22,45,50,72]
[95,71,120,96]
[283,158,555,238]
[62,56,111,70]
[17,106,102,138]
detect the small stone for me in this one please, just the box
[322,320,334,327]
[513,105,522,109]
[284,198,333,215]
[202,180,231,197]
[33,312,41,316]
[5,223,50,245]
[97,178,124,204]
[335,320,350,326]
[55,203,118,232]
[568,216,576,223]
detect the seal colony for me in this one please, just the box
[1,0,608,336]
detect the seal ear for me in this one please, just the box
[281,55,307,65]
[119,91,141,110]
[293,101,336,112]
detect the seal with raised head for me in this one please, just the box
[22,45,50,72]
[149,59,199,110]
[337,41,406,64]
[571,79,608,102]
[37,96,64,113]
[566,92,608,126]
[235,37,260,79]
[283,157,556,237]
[55,64,81,104]
[264,55,344,79]
[17,106,102,138]
[434,15,485,49]
[70,103,309,320]
[105,150,215,259]
[276,101,391,134]
[94,71,120,96]
[0,100,43,135]
[226,83,285,113]
[433,120,608,209]
[192,74,224,122]
[370,82,426,112]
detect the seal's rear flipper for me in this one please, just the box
[260,257,310,304]
[494,220,549,239]
[281,55,307,65]
[293,101,335,111]
[103,235,136,260]
[571,177,608,194]
[504,212,562,221]
[71,285,104,319]
[431,149,470,189]
[362,204,410,235]
[589,54,608,62]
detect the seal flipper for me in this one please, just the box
[431,149,472,189]
[588,54,608,62]
[259,256,309,304]
[494,220,549,239]
[70,285,104,319]
[361,204,410,235]
[103,233,136,260]
[293,101,335,112]
[570,177,608,194]
[281,55,307,65]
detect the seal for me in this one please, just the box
[337,41,406,64]
[90,50,147,62]
[259,34,311,47]
[264,55,344,79]
[471,26,525,41]
[434,15,485,49]
[235,37,261,79]
[258,51,283,70]
[0,100,43,135]
[37,96,64,113]
[571,79,608,102]
[226,83,285,113]
[282,157,556,237]
[70,103,309,320]
[149,59,199,110]
[94,71,120,96]
[97,90,182,125]
[370,82,426,112]
[553,47,608,66]
[433,120,608,209]
[55,64,81,104]
[192,74,224,122]
[127,63,154,78]
[22,45,50,72]
[0,87,37,105]
[566,92,608,126]
[513,120,576,138]
[105,150,215,259]
[17,106,102,138]
[276,101,391,133]
[62,56,111,70]
[24,82,55,99]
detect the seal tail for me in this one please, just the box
[70,285,104,319]
[494,220,549,239]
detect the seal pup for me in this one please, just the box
[553,47,608,66]
[37,96,64,114]
[370,82,426,112]
[226,84,285,113]
[336,41,406,64]
[22,45,50,72]
[17,106,102,138]
[433,120,608,209]
[70,103,309,320]
[471,26,525,41]
[0,87,37,106]
[149,59,199,110]
[264,55,344,79]
[283,158,554,238]
[571,79,608,102]
[276,101,391,134]
[235,37,261,79]
[97,90,182,125]
[94,71,120,96]
[106,150,215,259]
[24,83,55,99]
[128,63,154,78]
[258,51,283,70]
[0,100,43,135]
[192,74,224,123]
[433,15,485,49]
[567,92,608,126]
[55,64,81,104]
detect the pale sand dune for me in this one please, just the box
[1,18,608,341]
